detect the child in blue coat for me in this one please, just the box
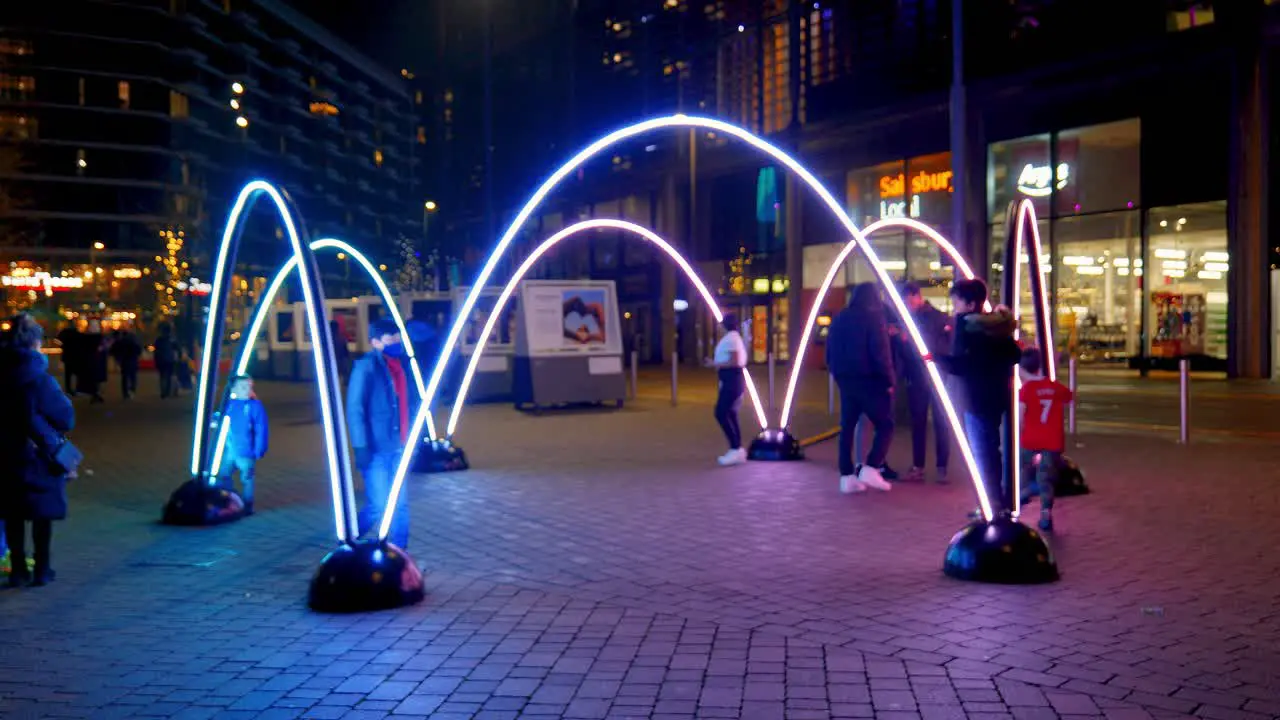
[217,375,268,515]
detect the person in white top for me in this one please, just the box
[709,313,749,465]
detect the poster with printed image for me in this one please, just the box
[452,286,518,355]
[518,280,622,357]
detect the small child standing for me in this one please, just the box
[218,375,269,515]
[1017,348,1073,531]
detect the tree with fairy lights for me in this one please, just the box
[393,235,426,293]
[154,227,189,318]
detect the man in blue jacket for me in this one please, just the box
[825,282,895,494]
[347,319,419,549]
[217,375,269,515]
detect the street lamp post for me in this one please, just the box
[423,201,438,291]
[91,241,105,302]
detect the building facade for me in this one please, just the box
[0,0,416,336]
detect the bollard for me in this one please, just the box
[671,350,678,407]
[1179,358,1190,445]
[827,372,835,416]
[767,353,776,416]
[1067,356,1078,436]
[630,350,638,400]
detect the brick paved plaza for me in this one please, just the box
[2,376,1279,720]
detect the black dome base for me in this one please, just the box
[412,438,469,474]
[162,479,244,526]
[308,540,425,613]
[747,428,804,462]
[943,514,1059,584]
[1053,454,1090,497]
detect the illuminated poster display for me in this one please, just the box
[1151,291,1206,357]
[518,280,622,357]
[453,286,517,354]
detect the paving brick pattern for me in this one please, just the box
[1,376,1278,720]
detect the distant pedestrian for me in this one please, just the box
[77,321,106,404]
[708,312,748,466]
[174,344,194,394]
[826,283,895,494]
[56,322,81,394]
[901,283,953,483]
[154,324,177,398]
[347,319,419,549]
[216,375,268,516]
[109,330,142,399]
[0,313,78,588]
[937,279,1022,516]
[330,319,351,383]
[1017,348,1073,531]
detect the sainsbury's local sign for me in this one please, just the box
[1016,162,1071,197]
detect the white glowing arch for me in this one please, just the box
[1006,199,1055,518]
[208,237,428,476]
[385,113,995,539]
[444,219,769,439]
[190,180,356,542]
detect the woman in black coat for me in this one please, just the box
[1,313,76,587]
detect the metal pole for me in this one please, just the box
[671,350,678,407]
[630,350,638,400]
[1179,358,1190,444]
[767,352,776,417]
[1067,356,1078,436]
[827,372,835,416]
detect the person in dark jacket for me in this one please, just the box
[56,322,81,394]
[347,318,421,549]
[109,330,142,399]
[216,375,269,516]
[330,319,351,382]
[0,313,76,587]
[901,282,954,483]
[938,278,1022,514]
[825,283,895,494]
[77,321,106,404]
[153,324,177,398]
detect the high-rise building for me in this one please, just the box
[0,0,415,329]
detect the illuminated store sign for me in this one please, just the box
[2,272,85,294]
[880,194,922,220]
[114,268,143,279]
[1016,163,1070,197]
[879,170,953,199]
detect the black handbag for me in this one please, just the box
[44,438,83,477]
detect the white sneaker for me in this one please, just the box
[717,448,747,466]
[857,464,892,491]
[839,475,866,494]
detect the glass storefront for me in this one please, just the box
[986,118,1224,369]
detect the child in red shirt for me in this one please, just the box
[1018,347,1073,531]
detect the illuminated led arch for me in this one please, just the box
[207,237,429,484]
[1005,199,1055,519]
[444,219,769,439]
[779,216,993,429]
[386,113,994,539]
[189,180,355,542]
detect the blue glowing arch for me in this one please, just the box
[442,218,769,439]
[207,237,428,488]
[381,114,994,541]
[190,180,356,542]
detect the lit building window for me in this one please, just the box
[0,39,33,56]
[374,149,384,167]
[415,90,423,105]
[309,76,317,89]
[0,112,35,141]
[1168,2,1214,30]
[118,80,130,108]
[417,126,426,144]
[76,149,87,171]
[309,101,339,116]
[169,91,189,119]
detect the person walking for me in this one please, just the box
[109,330,142,399]
[901,283,953,483]
[55,322,81,394]
[826,283,895,494]
[153,324,177,399]
[938,279,1022,516]
[709,312,748,466]
[347,319,419,549]
[77,321,106,404]
[0,314,77,588]
[330,319,351,383]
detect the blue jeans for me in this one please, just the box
[964,412,1005,514]
[218,454,256,503]
[358,451,409,549]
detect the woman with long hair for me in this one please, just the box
[710,312,749,466]
[0,313,76,587]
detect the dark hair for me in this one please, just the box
[849,282,881,310]
[721,312,739,332]
[901,281,922,298]
[1,313,44,349]
[1020,347,1042,374]
[232,373,254,384]
[949,278,988,307]
[368,318,400,341]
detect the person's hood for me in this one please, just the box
[0,347,50,384]
[962,307,1016,338]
